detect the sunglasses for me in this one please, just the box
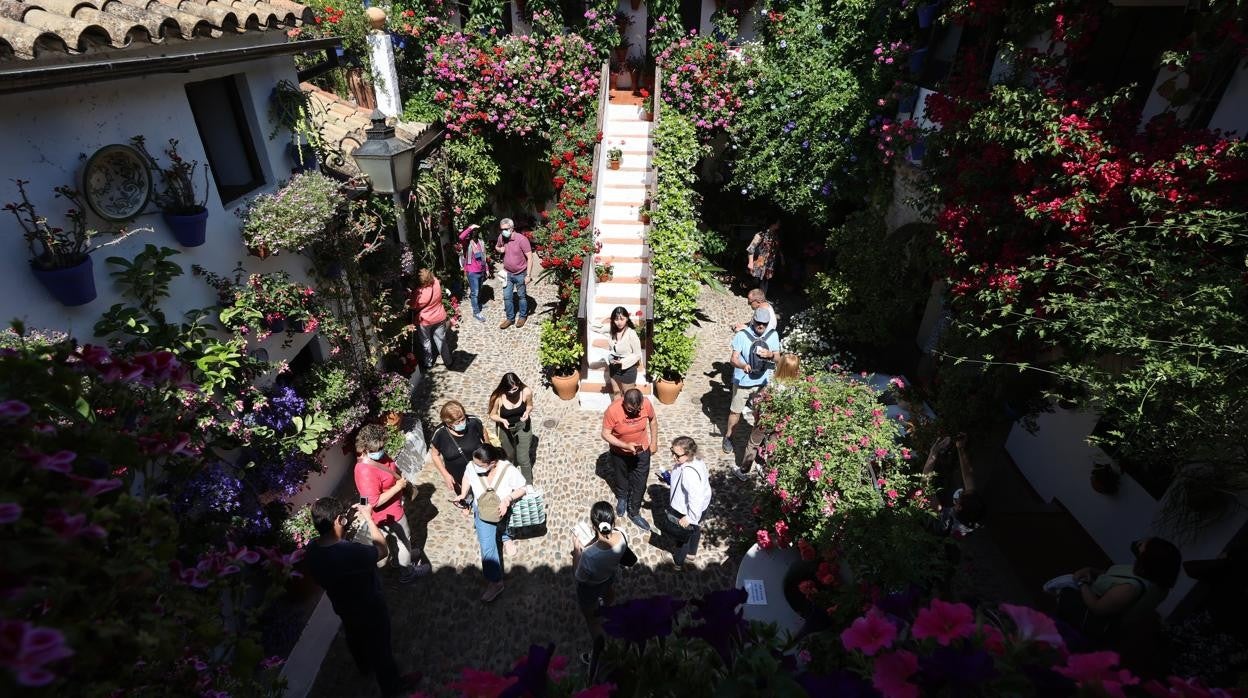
[670,450,686,458]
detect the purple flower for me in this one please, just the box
[0,502,21,524]
[0,620,74,687]
[0,400,30,419]
[601,596,686,648]
[681,588,748,665]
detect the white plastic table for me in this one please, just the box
[734,543,804,638]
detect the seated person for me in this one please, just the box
[1049,537,1182,643]
[921,433,986,538]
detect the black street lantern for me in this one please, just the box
[351,110,415,195]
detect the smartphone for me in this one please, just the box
[359,497,368,506]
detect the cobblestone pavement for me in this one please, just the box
[310,274,763,696]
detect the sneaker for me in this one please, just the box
[721,436,733,454]
[629,514,651,532]
[734,465,752,481]
[515,316,528,328]
[474,313,485,322]
[411,561,433,577]
[615,498,627,516]
[500,319,514,329]
[481,582,506,603]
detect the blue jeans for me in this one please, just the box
[503,271,529,321]
[467,271,484,315]
[472,504,513,583]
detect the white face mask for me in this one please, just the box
[502,230,512,238]
[473,463,492,475]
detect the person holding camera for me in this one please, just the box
[354,424,431,584]
[305,497,419,697]
[922,432,986,539]
[601,388,659,532]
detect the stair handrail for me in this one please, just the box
[643,64,661,374]
[577,60,610,350]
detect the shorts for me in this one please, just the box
[730,383,764,413]
[609,362,638,384]
[576,576,615,613]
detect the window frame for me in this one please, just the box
[185,74,266,205]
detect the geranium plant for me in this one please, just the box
[132,136,209,214]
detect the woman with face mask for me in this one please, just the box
[451,444,528,602]
[429,400,487,498]
[353,424,432,584]
[488,372,535,482]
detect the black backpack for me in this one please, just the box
[738,329,778,379]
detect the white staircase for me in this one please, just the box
[578,101,654,410]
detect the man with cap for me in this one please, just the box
[494,217,535,329]
[458,224,487,322]
[722,306,781,456]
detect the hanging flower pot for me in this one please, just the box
[1090,463,1121,495]
[909,48,929,76]
[263,315,287,333]
[917,1,942,28]
[162,207,209,248]
[609,158,621,170]
[247,244,274,260]
[287,140,319,174]
[30,255,96,307]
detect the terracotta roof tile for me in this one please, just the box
[300,81,431,176]
[0,0,307,61]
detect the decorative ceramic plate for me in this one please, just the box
[82,144,152,222]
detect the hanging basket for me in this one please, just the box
[163,207,209,248]
[30,255,96,307]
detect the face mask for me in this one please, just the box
[367,449,385,461]
[451,420,467,433]
[502,230,512,238]
[474,463,492,474]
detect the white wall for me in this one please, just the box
[1006,409,1248,616]
[697,0,757,42]
[1207,59,1248,136]
[0,56,316,372]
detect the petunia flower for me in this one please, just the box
[1053,652,1138,698]
[912,599,976,646]
[0,620,74,687]
[1000,603,1065,649]
[841,608,897,656]
[872,650,919,698]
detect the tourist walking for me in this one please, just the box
[451,444,528,603]
[495,218,535,329]
[738,352,800,478]
[606,306,643,398]
[655,437,711,568]
[353,425,432,584]
[459,224,488,322]
[732,288,778,334]
[572,500,632,673]
[410,268,454,370]
[305,497,419,697]
[921,433,986,538]
[746,222,781,294]
[429,400,488,498]
[600,388,659,531]
[488,372,535,482]
[721,307,780,456]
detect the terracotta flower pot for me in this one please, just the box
[384,411,402,427]
[248,244,273,260]
[653,378,683,404]
[597,273,611,283]
[551,371,580,400]
[642,109,653,122]
[609,159,621,170]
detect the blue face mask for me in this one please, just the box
[367,449,385,461]
[502,230,512,239]
[451,420,467,433]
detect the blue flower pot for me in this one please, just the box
[31,255,96,306]
[909,48,929,75]
[909,139,927,162]
[898,92,919,114]
[917,2,941,29]
[320,261,344,279]
[163,208,209,247]
[287,142,318,173]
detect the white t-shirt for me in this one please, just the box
[669,458,712,525]
[464,460,527,502]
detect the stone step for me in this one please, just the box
[579,379,651,395]
[593,260,647,277]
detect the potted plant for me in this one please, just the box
[242,172,345,255]
[609,60,623,90]
[640,196,652,224]
[1090,462,1121,495]
[627,55,646,94]
[5,179,101,306]
[613,33,631,64]
[639,88,653,121]
[539,315,582,399]
[648,328,694,403]
[607,145,623,170]
[269,80,327,174]
[132,136,210,247]
[595,262,613,283]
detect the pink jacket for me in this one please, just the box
[410,279,448,326]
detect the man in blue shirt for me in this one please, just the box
[721,307,780,458]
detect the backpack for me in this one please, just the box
[738,329,778,379]
[473,462,512,524]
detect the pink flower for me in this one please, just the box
[29,449,76,473]
[810,399,823,410]
[807,464,823,481]
[1142,676,1238,697]
[912,599,976,646]
[874,448,889,458]
[872,650,919,698]
[900,447,912,460]
[1054,652,1139,697]
[840,608,896,656]
[43,510,107,540]
[980,624,1006,656]
[0,502,20,524]
[765,469,778,486]
[756,529,773,549]
[797,538,816,561]
[0,620,74,687]
[1000,603,1064,649]
[448,668,519,697]
[67,475,122,497]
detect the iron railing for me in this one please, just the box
[575,60,611,375]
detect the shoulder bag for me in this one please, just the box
[474,462,512,524]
